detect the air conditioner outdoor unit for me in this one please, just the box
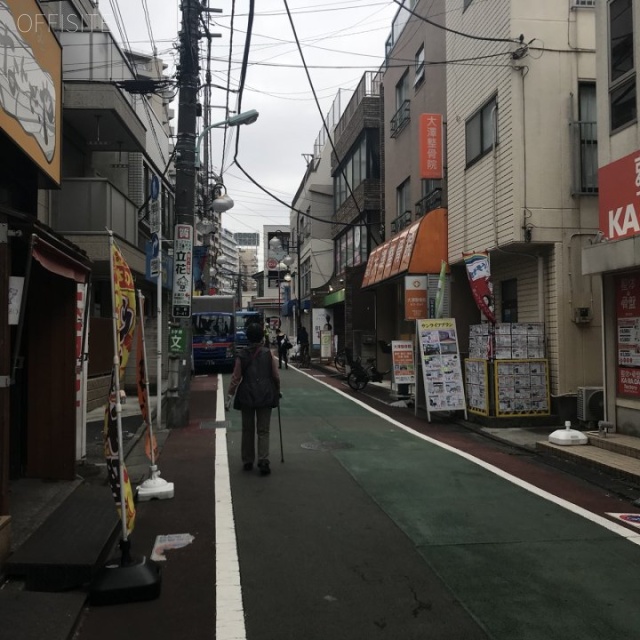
[577,386,604,422]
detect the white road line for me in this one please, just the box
[215,375,246,640]
[307,371,640,545]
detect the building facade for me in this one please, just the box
[447,0,601,418]
[583,0,640,434]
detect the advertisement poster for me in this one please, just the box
[416,319,466,420]
[172,224,193,318]
[616,273,640,397]
[465,358,489,415]
[391,340,415,385]
[312,308,333,348]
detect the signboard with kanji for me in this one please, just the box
[616,272,640,397]
[172,224,193,317]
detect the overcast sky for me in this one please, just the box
[99,0,403,239]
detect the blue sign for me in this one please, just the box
[150,175,160,201]
[151,233,160,258]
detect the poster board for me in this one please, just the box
[494,359,550,416]
[416,319,467,421]
[391,340,415,385]
[465,358,490,415]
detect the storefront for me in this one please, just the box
[583,150,640,436]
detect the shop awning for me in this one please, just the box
[32,234,91,283]
[361,208,447,288]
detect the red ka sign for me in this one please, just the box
[598,151,640,241]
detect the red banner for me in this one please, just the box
[616,273,640,397]
[462,251,495,323]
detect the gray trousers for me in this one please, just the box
[241,407,272,464]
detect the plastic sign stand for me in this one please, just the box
[137,465,175,501]
[90,541,161,605]
[548,421,588,446]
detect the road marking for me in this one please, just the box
[215,374,246,640]
[309,372,640,545]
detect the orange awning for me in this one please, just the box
[362,208,447,288]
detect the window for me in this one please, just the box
[391,71,411,137]
[609,0,637,131]
[397,178,410,216]
[465,96,497,166]
[414,45,425,88]
[396,71,409,109]
[578,83,598,193]
[334,135,368,210]
[501,279,518,323]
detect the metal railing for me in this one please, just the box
[390,100,411,138]
[390,210,412,234]
[333,71,382,140]
[570,121,598,195]
[415,188,443,217]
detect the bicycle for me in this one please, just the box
[345,350,389,391]
[299,344,311,369]
[334,349,346,374]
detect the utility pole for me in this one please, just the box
[166,0,200,428]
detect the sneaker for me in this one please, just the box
[243,462,253,471]
[258,461,271,476]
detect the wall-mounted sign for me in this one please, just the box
[0,1,62,184]
[419,113,443,180]
[404,275,427,320]
[598,151,640,241]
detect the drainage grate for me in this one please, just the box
[301,440,353,451]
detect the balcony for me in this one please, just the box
[415,188,444,218]
[60,31,147,152]
[570,121,598,196]
[333,71,382,141]
[390,210,412,234]
[54,178,138,246]
[390,100,410,138]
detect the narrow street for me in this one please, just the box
[71,366,640,640]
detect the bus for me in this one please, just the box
[235,310,264,351]
[191,295,236,372]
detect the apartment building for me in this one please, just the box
[447,0,601,418]
[583,0,640,434]
[360,0,449,374]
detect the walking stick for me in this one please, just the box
[277,402,284,463]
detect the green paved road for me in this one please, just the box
[227,367,640,639]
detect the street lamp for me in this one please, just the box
[194,109,259,169]
[270,231,300,332]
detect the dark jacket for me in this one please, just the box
[297,327,309,345]
[228,344,280,409]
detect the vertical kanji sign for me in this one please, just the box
[172,224,193,317]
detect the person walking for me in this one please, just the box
[297,325,309,366]
[275,329,290,369]
[225,323,281,476]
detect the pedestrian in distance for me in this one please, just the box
[225,323,281,476]
[275,328,290,370]
[297,325,310,367]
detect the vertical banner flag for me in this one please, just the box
[104,239,137,535]
[462,251,496,324]
[434,260,447,319]
[136,295,158,461]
